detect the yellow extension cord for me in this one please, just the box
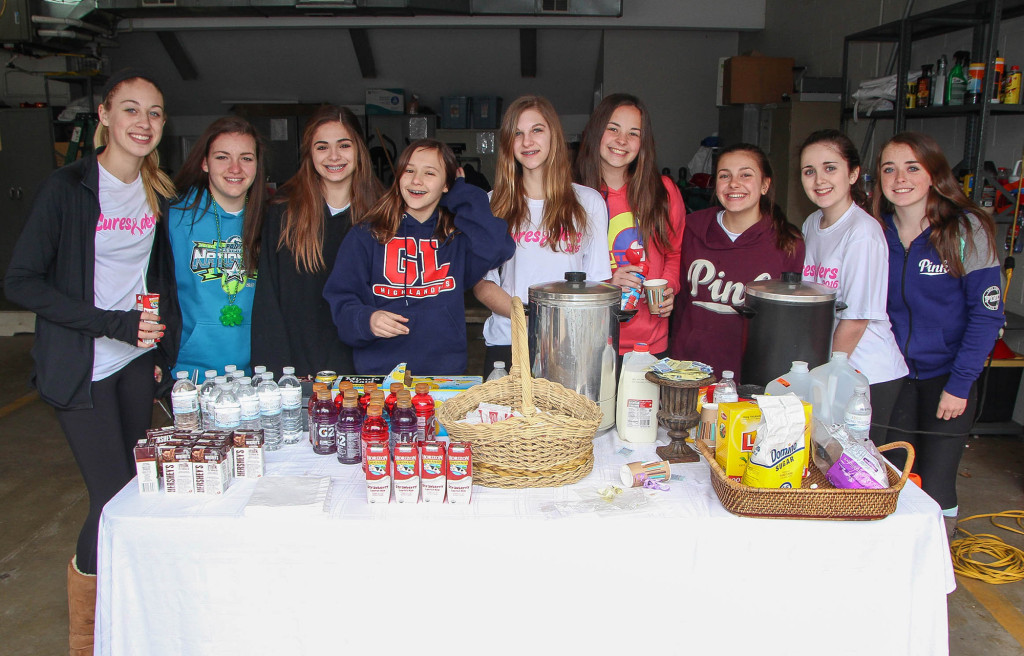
[950,510,1024,584]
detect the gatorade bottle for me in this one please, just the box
[412,383,436,444]
[360,404,389,472]
[385,382,404,419]
[390,390,418,452]
[337,391,362,465]
[359,382,378,416]
[309,382,328,445]
[311,387,338,455]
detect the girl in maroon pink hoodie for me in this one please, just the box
[670,144,804,381]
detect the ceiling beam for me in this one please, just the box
[155,31,198,80]
[349,28,376,79]
[520,28,537,78]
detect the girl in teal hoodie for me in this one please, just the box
[168,116,268,378]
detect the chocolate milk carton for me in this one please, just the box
[133,438,159,494]
[232,429,265,479]
[365,443,392,503]
[393,443,420,503]
[420,441,447,503]
[446,442,472,504]
[192,442,231,495]
[158,440,196,494]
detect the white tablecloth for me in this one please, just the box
[96,430,955,656]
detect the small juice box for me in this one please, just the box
[365,443,392,504]
[420,441,447,503]
[133,438,159,494]
[446,442,472,504]
[393,443,420,503]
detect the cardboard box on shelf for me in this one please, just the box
[723,55,795,105]
[365,88,405,115]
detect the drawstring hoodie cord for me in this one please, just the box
[401,215,409,306]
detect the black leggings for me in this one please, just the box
[868,376,905,447]
[884,374,977,512]
[55,352,155,575]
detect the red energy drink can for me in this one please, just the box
[135,293,160,345]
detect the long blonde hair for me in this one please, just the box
[93,75,175,219]
[490,95,586,251]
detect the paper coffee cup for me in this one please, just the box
[643,278,668,314]
[695,403,718,447]
[620,460,671,487]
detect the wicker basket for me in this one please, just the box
[437,297,602,488]
[695,439,915,520]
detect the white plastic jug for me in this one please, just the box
[764,361,814,403]
[809,352,870,425]
[616,343,660,443]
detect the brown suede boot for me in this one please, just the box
[67,555,96,656]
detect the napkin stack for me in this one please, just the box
[244,476,332,517]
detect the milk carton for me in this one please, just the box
[365,443,392,503]
[393,443,420,503]
[446,442,473,503]
[191,442,231,495]
[420,441,447,503]
[232,429,265,479]
[133,438,159,494]
[158,441,196,494]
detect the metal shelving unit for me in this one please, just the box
[840,0,1024,221]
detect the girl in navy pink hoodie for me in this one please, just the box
[876,131,1003,521]
[324,139,515,375]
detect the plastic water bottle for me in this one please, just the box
[213,376,241,431]
[713,370,739,404]
[236,377,262,431]
[171,370,200,430]
[844,384,872,442]
[251,365,267,387]
[224,364,237,378]
[279,367,303,445]
[258,374,283,450]
[198,369,218,430]
[337,391,362,465]
[486,361,509,382]
[390,390,418,452]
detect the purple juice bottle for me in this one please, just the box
[390,390,419,453]
[337,391,362,465]
[311,388,338,455]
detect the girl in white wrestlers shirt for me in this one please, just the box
[798,129,907,446]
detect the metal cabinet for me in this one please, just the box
[0,108,56,292]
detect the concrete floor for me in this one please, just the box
[1,327,1023,655]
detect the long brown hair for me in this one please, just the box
[173,116,268,272]
[275,106,383,273]
[575,93,672,251]
[93,74,175,221]
[798,129,867,207]
[490,95,586,252]
[360,139,459,244]
[716,143,802,257]
[872,131,995,278]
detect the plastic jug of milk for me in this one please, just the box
[764,361,813,403]
[809,352,870,425]
[615,343,660,443]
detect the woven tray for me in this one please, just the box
[437,297,601,488]
[695,439,915,520]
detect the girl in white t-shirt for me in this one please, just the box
[798,129,908,445]
[473,95,612,374]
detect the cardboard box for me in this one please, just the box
[714,399,811,480]
[722,55,794,104]
[441,96,470,129]
[471,95,502,129]
[365,88,405,115]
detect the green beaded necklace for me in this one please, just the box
[211,196,247,327]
